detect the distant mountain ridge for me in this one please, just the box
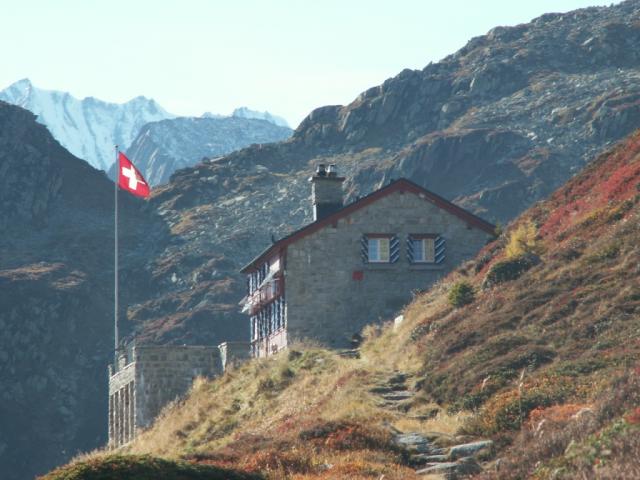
[0,79,174,171]
[114,116,292,186]
[201,107,290,128]
[230,107,290,128]
[0,79,292,176]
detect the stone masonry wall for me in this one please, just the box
[108,345,221,447]
[284,190,493,348]
[218,341,251,370]
[134,346,221,429]
[108,362,135,448]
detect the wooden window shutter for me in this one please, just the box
[435,235,446,264]
[360,235,369,263]
[390,235,400,263]
[407,236,415,263]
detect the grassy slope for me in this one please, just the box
[54,131,640,478]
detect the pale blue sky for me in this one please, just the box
[2,0,616,127]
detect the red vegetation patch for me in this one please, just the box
[299,421,393,452]
[528,403,592,428]
[538,132,640,239]
[624,407,640,425]
[241,449,314,475]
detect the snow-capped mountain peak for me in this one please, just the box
[0,79,175,171]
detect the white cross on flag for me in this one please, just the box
[118,152,150,198]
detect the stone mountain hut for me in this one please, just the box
[241,165,495,357]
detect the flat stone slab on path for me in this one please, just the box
[449,440,493,460]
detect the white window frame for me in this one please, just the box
[367,236,391,263]
[408,234,445,264]
[411,237,436,263]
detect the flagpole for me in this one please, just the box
[114,146,119,364]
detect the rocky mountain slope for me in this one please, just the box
[0,101,169,480]
[54,118,640,480]
[109,116,292,186]
[130,0,640,347]
[0,79,174,171]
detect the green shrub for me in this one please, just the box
[493,390,558,432]
[448,281,475,308]
[554,359,607,377]
[585,242,620,263]
[483,254,540,288]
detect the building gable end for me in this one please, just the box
[241,178,495,273]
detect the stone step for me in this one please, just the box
[338,349,360,359]
[409,453,449,466]
[377,401,412,412]
[448,440,493,460]
[393,433,432,454]
[416,461,458,476]
[394,432,436,454]
[369,384,409,394]
[387,373,408,384]
[407,412,440,421]
[380,391,414,401]
[416,457,482,478]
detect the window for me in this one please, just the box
[412,237,435,262]
[369,237,390,262]
[408,235,445,264]
[361,235,399,263]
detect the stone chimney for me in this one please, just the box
[310,164,345,221]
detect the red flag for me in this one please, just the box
[118,152,150,198]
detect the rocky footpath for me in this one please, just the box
[368,370,493,478]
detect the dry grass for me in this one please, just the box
[107,345,427,478]
[394,410,471,437]
[81,335,479,478]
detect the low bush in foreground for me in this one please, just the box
[39,455,261,480]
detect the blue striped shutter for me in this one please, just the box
[435,235,446,264]
[390,235,400,263]
[407,236,415,263]
[361,235,369,263]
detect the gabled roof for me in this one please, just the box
[241,178,495,273]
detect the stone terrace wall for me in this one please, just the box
[108,345,221,447]
[108,361,135,448]
[134,346,221,428]
[218,341,251,370]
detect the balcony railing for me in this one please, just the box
[243,276,282,315]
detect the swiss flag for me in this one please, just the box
[118,152,150,198]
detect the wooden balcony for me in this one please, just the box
[246,276,283,315]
